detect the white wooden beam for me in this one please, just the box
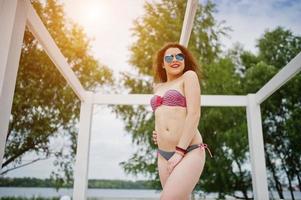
[202,95,247,107]
[24,0,86,101]
[73,92,93,200]
[246,94,269,200]
[0,0,27,172]
[255,51,301,104]
[92,94,247,107]
[179,0,198,47]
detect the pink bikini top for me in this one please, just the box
[150,89,187,112]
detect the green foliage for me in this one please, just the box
[202,57,242,94]
[2,0,113,188]
[243,61,277,93]
[257,27,301,68]
[198,55,252,198]
[128,0,228,77]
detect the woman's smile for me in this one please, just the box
[170,62,181,68]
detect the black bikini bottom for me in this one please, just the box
[157,143,212,161]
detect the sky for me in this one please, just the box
[5,0,301,180]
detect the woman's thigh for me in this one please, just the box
[157,153,170,188]
[160,148,206,200]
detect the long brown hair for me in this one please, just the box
[153,42,202,83]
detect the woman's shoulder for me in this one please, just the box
[183,70,198,78]
[183,70,199,84]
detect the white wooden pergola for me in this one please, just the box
[0,0,300,199]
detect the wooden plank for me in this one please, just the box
[0,0,27,172]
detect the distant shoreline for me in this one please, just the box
[0,177,159,190]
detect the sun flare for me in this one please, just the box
[79,0,109,27]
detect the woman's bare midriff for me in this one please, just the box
[153,75,202,151]
[154,105,203,151]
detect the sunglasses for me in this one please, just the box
[164,53,185,63]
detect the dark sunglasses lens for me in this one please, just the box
[164,55,174,63]
[176,53,184,61]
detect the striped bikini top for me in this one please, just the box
[150,89,187,112]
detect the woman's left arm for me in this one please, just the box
[177,70,201,150]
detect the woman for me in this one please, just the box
[150,43,211,200]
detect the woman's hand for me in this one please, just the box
[152,130,158,145]
[167,152,183,174]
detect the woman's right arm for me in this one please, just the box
[152,82,161,145]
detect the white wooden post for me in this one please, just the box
[179,0,198,47]
[246,94,269,200]
[73,92,93,200]
[0,0,27,171]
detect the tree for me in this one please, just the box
[197,55,252,199]
[240,27,301,199]
[2,0,113,186]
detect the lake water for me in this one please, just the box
[0,187,301,199]
[0,187,160,199]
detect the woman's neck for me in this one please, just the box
[166,73,183,82]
